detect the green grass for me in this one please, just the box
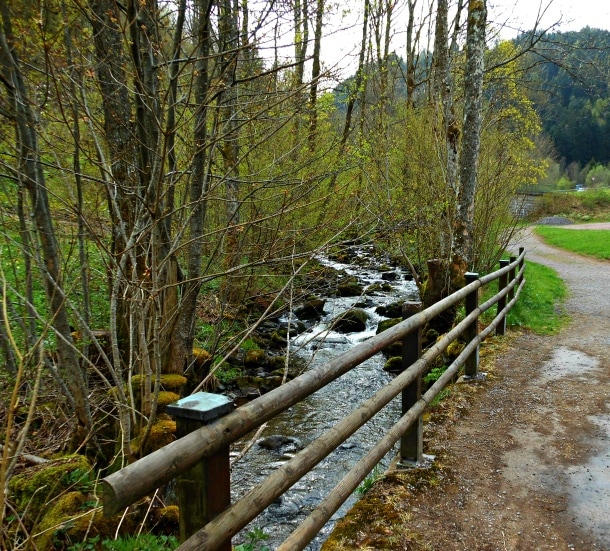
[481,260,567,335]
[535,226,610,260]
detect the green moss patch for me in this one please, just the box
[131,418,176,456]
[130,374,187,392]
[9,455,92,523]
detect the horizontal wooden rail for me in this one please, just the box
[277,276,526,551]
[103,267,501,514]
[102,250,527,551]
[176,270,526,550]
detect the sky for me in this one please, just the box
[315,0,610,80]
[491,0,610,38]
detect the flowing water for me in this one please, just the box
[231,245,419,549]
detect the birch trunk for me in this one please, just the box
[455,0,487,267]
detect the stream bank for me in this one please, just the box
[227,244,420,549]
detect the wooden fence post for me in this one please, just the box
[166,393,234,548]
[400,301,423,464]
[508,256,517,302]
[464,272,479,378]
[518,246,525,284]
[496,259,510,336]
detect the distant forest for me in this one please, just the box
[334,27,610,180]
[523,28,610,168]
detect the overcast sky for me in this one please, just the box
[315,0,610,80]
[491,0,610,38]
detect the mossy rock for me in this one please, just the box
[423,328,440,348]
[375,301,404,319]
[376,318,402,357]
[333,309,369,333]
[150,505,180,535]
[262,375,284,390]
[192,347,212,367]
[364,283,384,294]
[35,491,136,551]
[336,280,364,297]
[383,356,403,373]
[270,330,288,346]
[244,348,266,367]
[34,491,87,550]
[156,391,181,413]
[9,454,92,523]
[131,374,187,392]
[446,340,465,361]
[376,317,401,334]
[294,297,326,319]
[236,375,265,389]
[267,355,287,370]
[131,417,177,456]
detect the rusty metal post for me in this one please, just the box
[167,393,234,548]
[508,256,517,302]
[464,272,479,378]
[496,260,510,336]
[400,301,423,464]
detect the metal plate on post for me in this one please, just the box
[166,392,234,423]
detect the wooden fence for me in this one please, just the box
[102,248,526,551]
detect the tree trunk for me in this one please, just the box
[455,0,487,267]
[308,0,324,151]
[0,5,92,445]
[167,0,214,376]
[219,0,242,297]
[433,0,459,259]
[405,0,417,107]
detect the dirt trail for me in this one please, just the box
[380,227,610,550]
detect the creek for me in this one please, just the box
[231,245,419,550]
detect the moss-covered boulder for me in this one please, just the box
[9,455,93,525]
[376,317,402,357]
[294,297,326,319]
[150,505,180,535]
[333,309,369,333]
[336,279,363,297]
[375,301,404,319]
[270,330,288,347]
[244,348,266,367]
[156,391,181,414]
[34,490,138,550]
[131,373,187,392]
[131,416,176,456]
[446,340,465,361]
[383,356,403,373]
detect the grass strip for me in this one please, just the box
[481,260,567,335]
[535,226,610,260]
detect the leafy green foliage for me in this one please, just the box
[423,365,447,386]
[536,187,610,221]
[355,465,384,497]
[68,534,178,551]
[214,362,243,384]
[234,528,270,551]
[62,467,95,494]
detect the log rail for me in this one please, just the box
[102,248,526,550]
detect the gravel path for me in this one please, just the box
[409,228,610,549]
[330,227,610,550]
